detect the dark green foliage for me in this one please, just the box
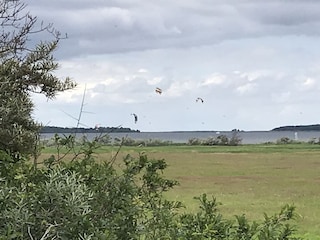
[272,124,320,131]
[0,61,39,158]
[232,214,259,240]
[257,205,299,240]
[0,1,75,160]
[0,135,303,239]
[0,135,182,239]
[179,194,233,239]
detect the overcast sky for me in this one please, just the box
[26,0,320,132]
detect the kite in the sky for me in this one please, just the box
[155,87,162,95]
[131,113,138,124]
[196,97,204,103]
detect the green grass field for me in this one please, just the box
[41,143,320,238]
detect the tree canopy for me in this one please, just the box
[0,0,76,159]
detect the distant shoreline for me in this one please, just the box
[40,126,140,133]
[39,124,320,134]
[271,124,320,131]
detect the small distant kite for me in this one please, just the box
[196,97,204,103]
[131,113,138,124]
[94,124,100,130]
[155,87,162,95]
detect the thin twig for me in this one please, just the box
[75,84,87,133]
[40,223,58,240]
[109,138,125,167]
[27,226,34,240]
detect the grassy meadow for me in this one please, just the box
[40,143,320,238]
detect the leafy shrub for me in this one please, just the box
[188,135,242,146]
[202,137,217,145]
[216,135,230,145]
[229,132,243,146]
[188,137,202,145]
[277,137,293,144]
[112,137,173,146]
[307,138,320,145]
[0,135,302,239]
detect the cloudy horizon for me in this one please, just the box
[27,1,320,132]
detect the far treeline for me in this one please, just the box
[40,126,140,133]
[272,124,320,131]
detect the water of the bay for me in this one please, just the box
[40,131,320,144]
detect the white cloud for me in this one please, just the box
[302,77,316,87]
[166,81,195,97]
[26,1,320,131]
[147,77,163,85]
[138,68,148,73]
[238,70,270,82]
[201,74,226,86]
[235,82,256,95]
[101,77,118,86]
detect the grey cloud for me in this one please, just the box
[239,1,320,26]
[25,0,320,59]
[24,1,320,131]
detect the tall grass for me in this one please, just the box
[40,143,320,238]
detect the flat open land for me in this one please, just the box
[41,143,320,238]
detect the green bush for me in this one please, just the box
[111,137,173,147]
[188,134,242,146]
[188,137,203,145]
[277,137,293,144]
[0,135,302,239]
